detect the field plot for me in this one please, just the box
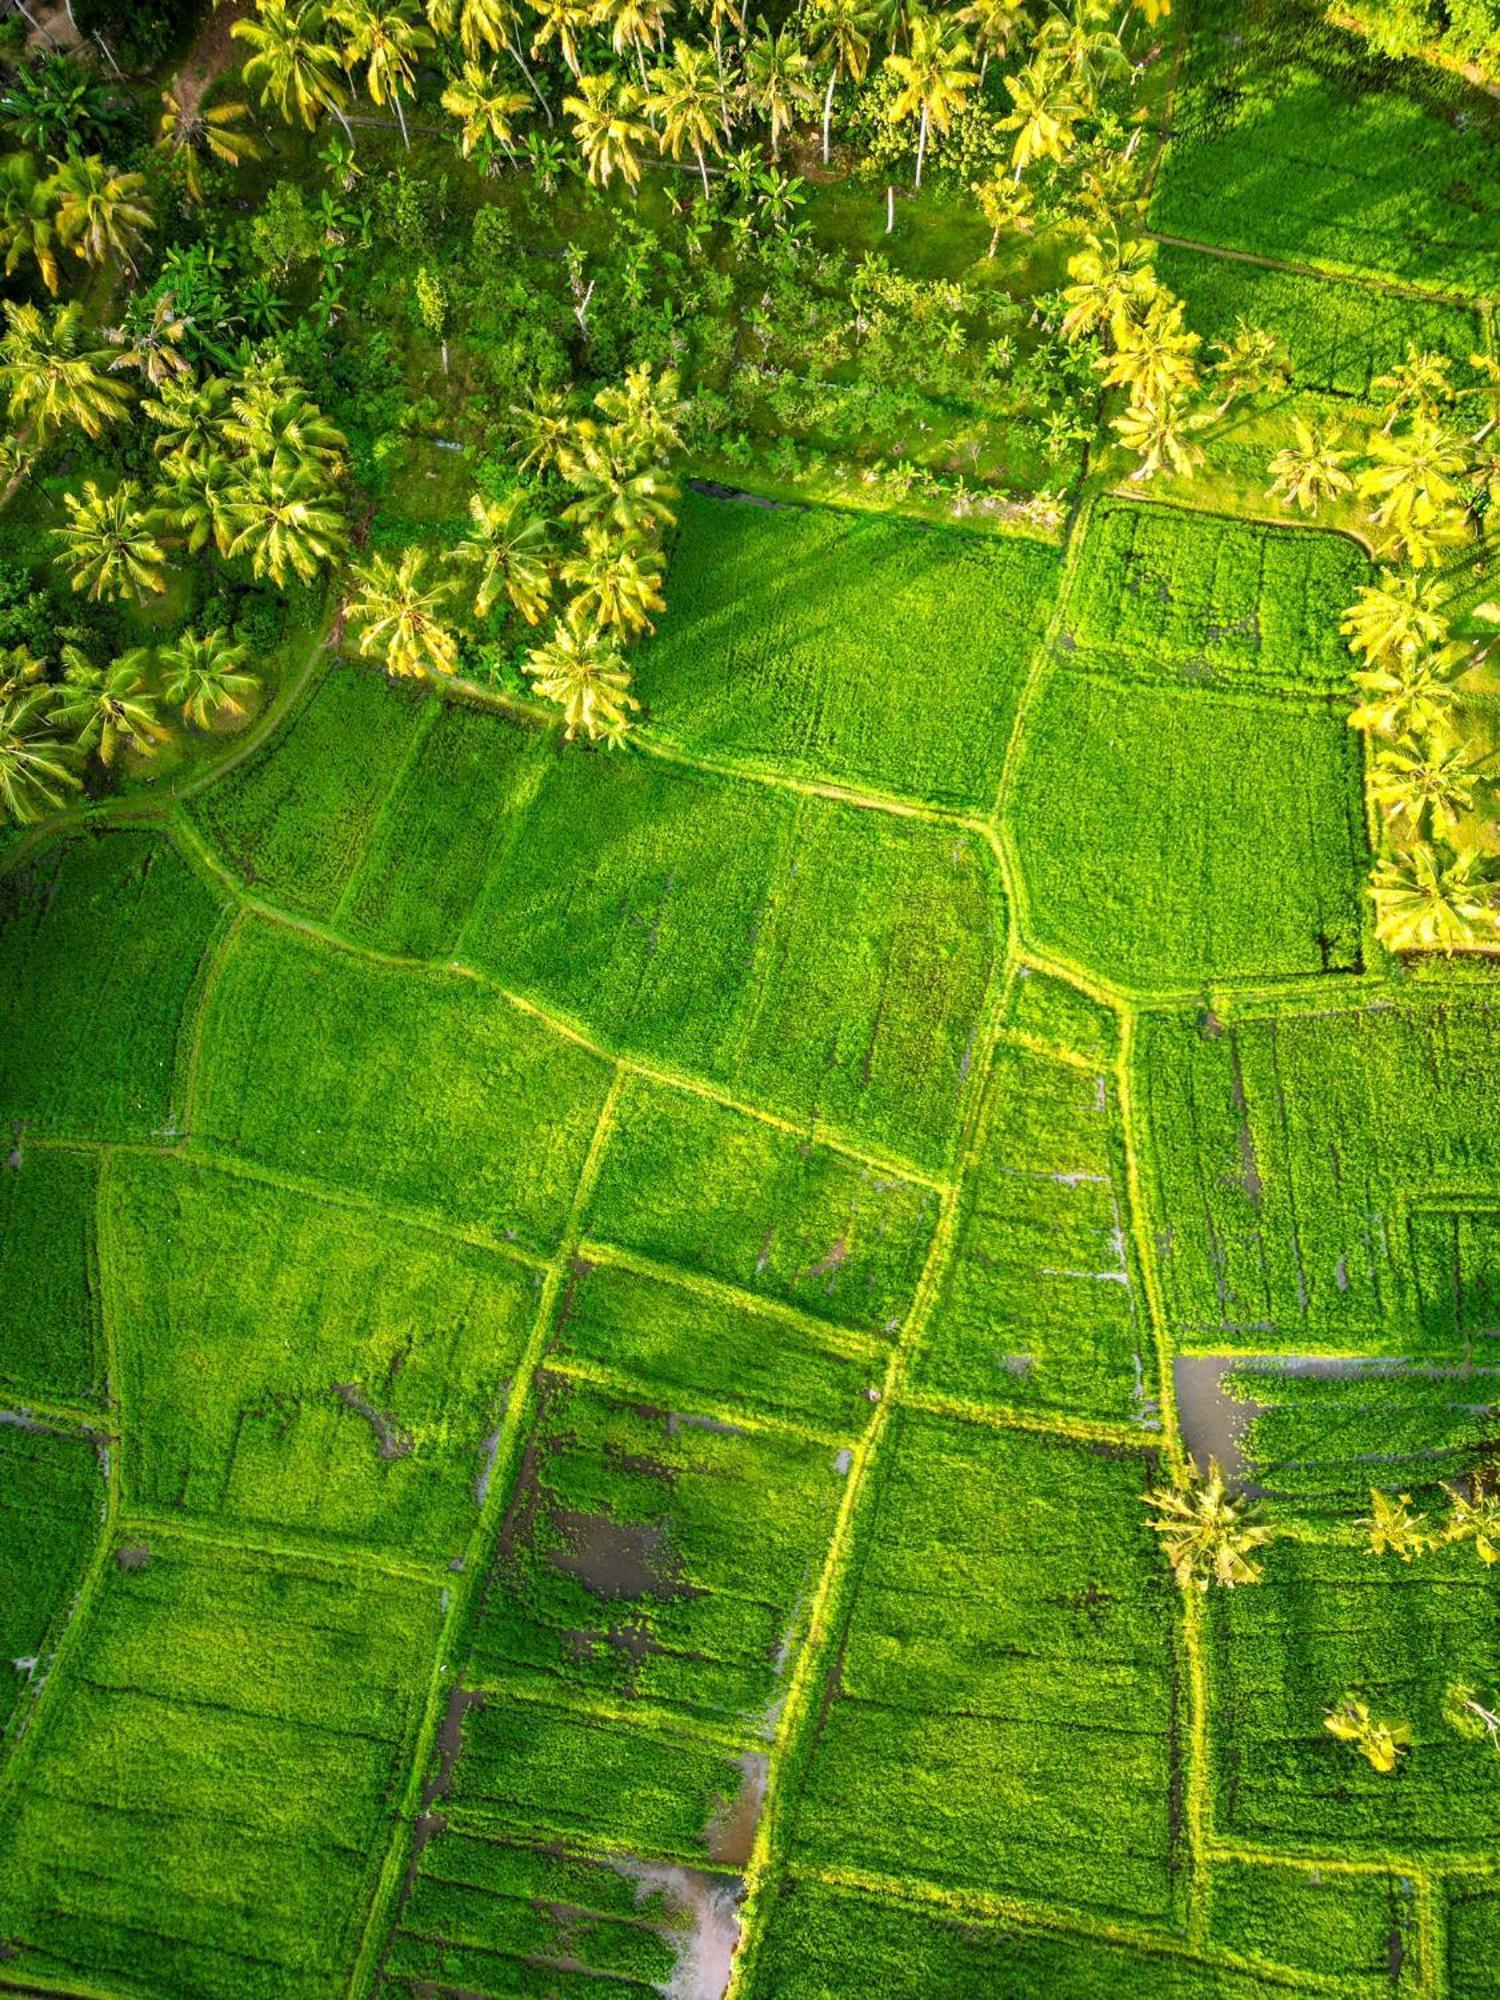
[1208,1538,1500,1854]
[105,1154,538,1559]
[0,830,225,1143]
[465,752,998,1169]
[1058,500,1366,697]
[467,1370,849,1725]
[189,916,612,1246]
[1155,247,1485,404]
[337,702,553,960]
[1138,995,1500,1349]
[910,1037,1147,1426]
[788,1412,1179,1924]
[638,492,1062,807]
[1149,0,1500,293]
[584,1074,939,1335]
[1005,963,1120,1067]
[188,664,431,920]
[0,1535,442,2000]
[548,1256,884,1436]
[1006,668,1367,990]
[0,1147,101,1407]
[747,1878,1328,1999]
[1205,1856,1418,1994]
[1448,1885,1500,1999]
[0,1425,101,1738]
[383,1824,731,1999]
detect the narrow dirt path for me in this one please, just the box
[170,0,252,115]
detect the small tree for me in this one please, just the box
[1442,1479,1500,1565]
[1325,1698,1411,1774]
[1363,1488,1433,1561]
[1143,1459,1274,1591]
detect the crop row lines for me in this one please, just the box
[114,1509,457,1593]
[541,1352,864,1452]
[345,1065,627,2000]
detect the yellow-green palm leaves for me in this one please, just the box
[1368,842,1494,954]
[161,628,261,730]
[524,605,638,743]
[0,151,60,294]
[347,548,461,680]
[883,9,977,188]
[234,0,352,130]
[0,300,133,443]
[54,479,168,603]
[1268,418,1354,515]
[1144,1459,1274,1591]
[1325,1698,1410,1774]
[54,646,166,767]
[646,40,728,197]
[564,71,651,188]
[156,89,262,202]
[451,489,554,621]
[441,60,530,156]
[50,152,153,269]
[0,665,78,825]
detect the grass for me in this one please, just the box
[0,1147,102,1407]
[0,1426,102,1740]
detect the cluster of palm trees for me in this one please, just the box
[0,628,261,824]
[0,147,150,293]
[1264,348,1500,954]
[1057,226,1286,479]
[344,363,682,742]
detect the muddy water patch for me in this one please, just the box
[706,1750,767,1868]
[1173,1356,1269,1490]
[334,1382,413,1461]
[617,1859,744,2000]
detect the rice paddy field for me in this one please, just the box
[3,3,1500,1998]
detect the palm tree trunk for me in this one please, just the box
[914,103,927,188]
[394,93,411,149]
[988,219,1001,257]
[510,40,555,125]
[821,64,836,163]
[12,2,58,49]
[695,142,709,200]
[636,45,648,88]
[885,182,894,233]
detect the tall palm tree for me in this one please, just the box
[647,39,727,197]
[744,21,815,161]
[430,0,553,114]
[0,151,60,294]
[111,293,192,388]
[234,0,353,132]
[154,443,238,557]
[1369,843,1494,955]
[156,88,262,203]
[143,370,233,465]
[591,360,683,458]
[224,355,349,476]
[1113,394,1207,482]
[808,0,873,163]
[1059,227,1157,345]
[1358,418,1471,568]
[1371,345,1455,433]
[1034,3,1128,106]
[160,628,260,730]
[602,0,673,88]
[1001,57,1083,174]
[49,153,153,271]
[0,299,132,442]
[1340,572,1448,666]
[223,462,348,585]
[955,0,1022,79]
[509,385,574,471]
[1098,295,1201,410]
[1267,418,1354,514]
[55,479,168,603]
[883,10,976,189]
[0,670,77,825]
[524,604,638,743]
[564,71,651,187]
[1370,737,1488,840]
[558,425,679,535]
[53,645,166,768]
[529,0,597,77]
[441,61,530,156]
[332,0,435,147]
[1207,321,1286,413]
[347,548,460,679]
[1348,648,1460,741]
[450,489,554,620]
[561,526,665,633]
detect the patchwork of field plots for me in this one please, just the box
[5,47,1500,1977]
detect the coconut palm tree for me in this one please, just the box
[224,354,349,476]
[0,669,77,825]
[441,60,530,155]
[49,152,152,271]
[431,0,554,114]
[956,0,1023,80]
[156,88,262,203]
[1059,227,1157,345]
[1358,417,1472,567]
[529,0,597,76]
[744,21,815,161]
[1267,418,1355,514]
[646,39,727,197]
[55,479,167,603]
[1143,1460,1274,1591]
[1001,57,1083,175]
[0,298,132,442]
[510,385,574,471]
[53,645,165,768]
[1371,345,1455,433]
[0,150,60,294]
[234,0,353,131]
[591,360,684,458]
[1113,392,1207,482]
[1369,843,1494,954]
[450,489,554,620]
[160,627,260,730]
[1349,647,1461,740]
[331,0,434,146]
[1099,295,1201,410]
[1325,1698,1411,1774]
[564,70,651,187]
[111,292,192,388]
[524,604,638,742]
[1370,736,1488,840]
[561,526,665,633]
[602,0,673,87]
[973,166,1034,256]
[808,0,873,162]
[558,425,679,536]
[1034,2,1128,104]
[154,443,238,557]
[143,370,233,465]
[347,548,460,679]
[1206,321,1286,413]
[223,462,348,584]
[883,10,976,189]
[1340,572,1448,666]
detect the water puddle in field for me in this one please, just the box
[334,1382,413,1461]
[115,1543,152,1572]
[705,1751,768,1868]
[616,1859,744,2000]
[549,1510,685,1601]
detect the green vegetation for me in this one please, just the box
[1,0,1498,1993]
